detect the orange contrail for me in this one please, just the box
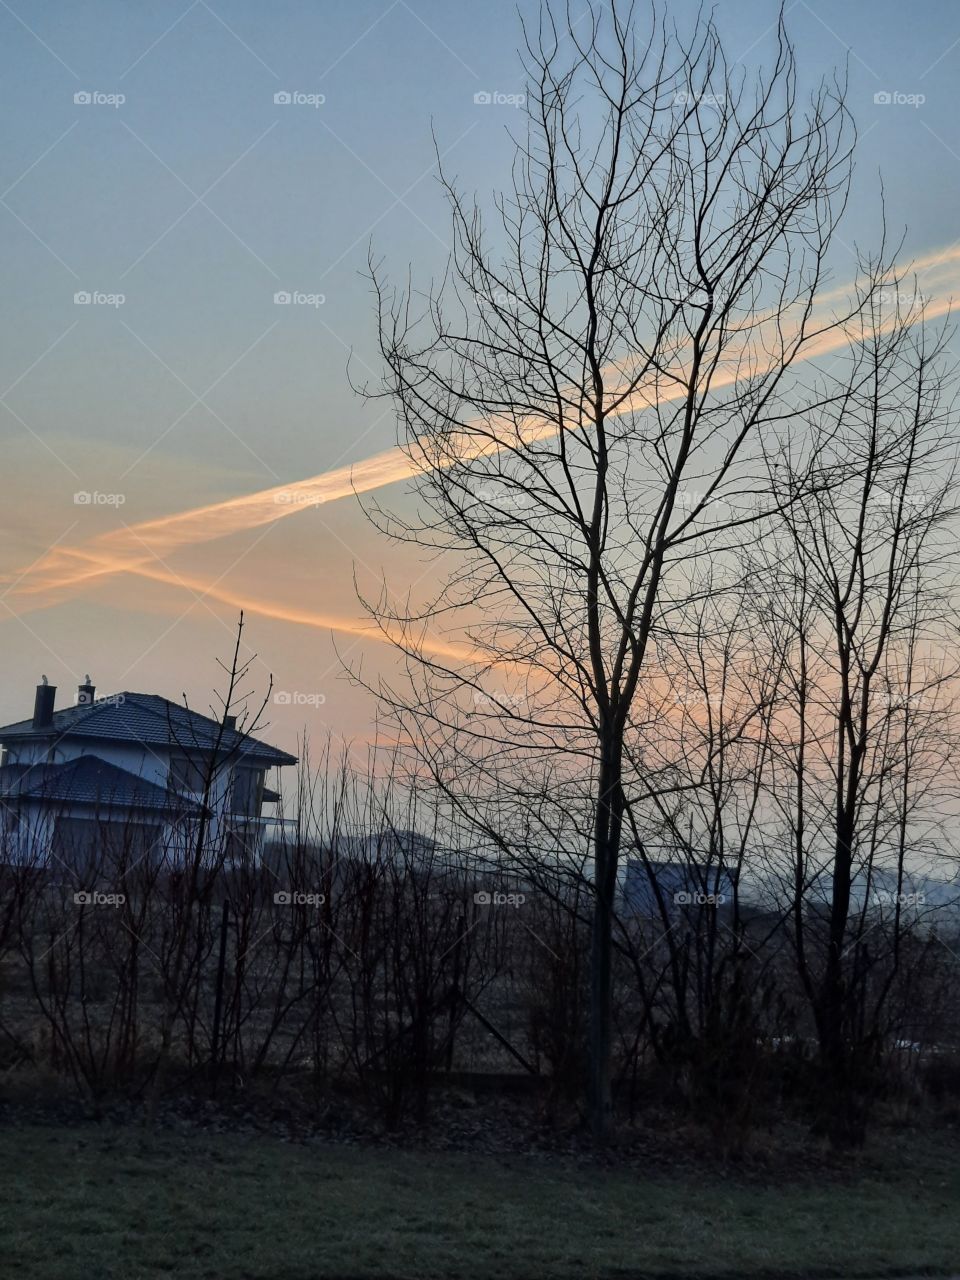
[6,250,958,641]
[16,444,426,602]
[15,416,571,604]
[87,557,476,663]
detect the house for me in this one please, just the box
[0,676,296,876]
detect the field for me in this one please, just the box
[0,1118,958,1279]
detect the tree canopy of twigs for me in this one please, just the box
[356,0,959,1141]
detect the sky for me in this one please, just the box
[2,0,960,766]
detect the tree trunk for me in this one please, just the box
[588,745,623,1138]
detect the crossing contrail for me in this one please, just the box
[6,245,958,644]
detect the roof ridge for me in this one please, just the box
[0,690,296,765]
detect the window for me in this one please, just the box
[168,755,208,795]
[230,767,264,817]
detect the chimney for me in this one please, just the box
[77,675,96,705]
[33,676,56,729]
[223,715,237,730]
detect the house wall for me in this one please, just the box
[0,669,302,872]
[2,737,286,870]
[0,800,191,873]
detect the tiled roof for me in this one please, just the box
[0,755,206,814]
[0,692,296,766]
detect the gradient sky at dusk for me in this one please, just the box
[2,0,960,764]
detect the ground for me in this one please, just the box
[0,1118,958,1279]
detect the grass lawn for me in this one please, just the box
[0,1121,957,1279]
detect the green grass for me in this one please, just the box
[0,1121,957,1279]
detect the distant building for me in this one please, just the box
[0,676,296,875]
[621,857,738,919]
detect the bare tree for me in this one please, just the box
[357,0,882,1135]
[144,612,273,1125]
[758,281,959,1143]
